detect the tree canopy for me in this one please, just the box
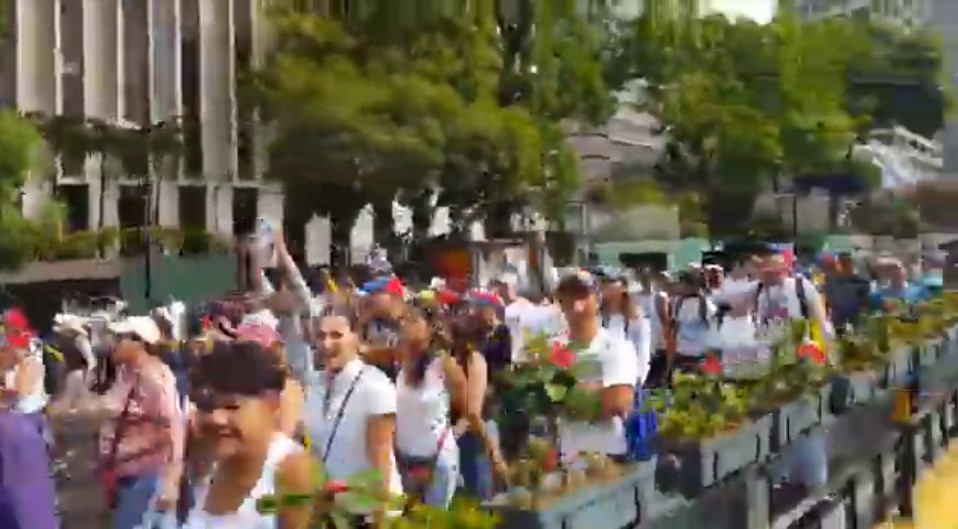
[611,0,944,237]
[253,0,947,251]
[253,0,620,260]
[0,110,43,270]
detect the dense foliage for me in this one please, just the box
[252,0,620,263]
[0,111,42,270]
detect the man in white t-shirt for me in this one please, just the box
[554,270,638,462]
[753,254,830,492]
[493,273,565,361]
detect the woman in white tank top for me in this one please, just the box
[184,340,314,529]
[395,307,467,507]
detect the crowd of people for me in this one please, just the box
[0,229,945,529]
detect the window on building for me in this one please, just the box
[58,0,86,178]
[232,187,258,236]
[181,0,204,178]
[178,185,207,231]
[118,184,148,254]
[56,184,90,232]
[122,0,150,126]
[234,0,255,181]
[0,0,15,107]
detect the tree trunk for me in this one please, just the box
[484,200,515,239]
[371,201,393,247]
[409,193,433,245]
[329,212,356,270]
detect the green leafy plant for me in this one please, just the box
[388,498,498,529]
[758,319,832,408]
[750,338,831,409]
[646,373,750,440]
[496,333,602,425]
[256,468,403,529]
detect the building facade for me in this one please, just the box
[0,0,288,241]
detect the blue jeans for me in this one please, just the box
[458,431,493,500]
[113,473,160,529]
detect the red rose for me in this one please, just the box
[550,342,576,369]
[542,448,559,472]
[796,341,826,365]
[201,316,213,330]
[701,353,722,375]
[322,479,349,495]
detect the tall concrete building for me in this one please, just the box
[0,0,288,242]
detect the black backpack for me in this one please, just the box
[40,342,67,397]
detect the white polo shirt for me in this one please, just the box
[555,328,638,460]
[304,358,403,500]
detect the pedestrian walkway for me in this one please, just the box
[875,441,958,528]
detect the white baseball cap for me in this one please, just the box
[108,316,161,345]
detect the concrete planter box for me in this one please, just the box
[829,371,879,413]
[916,341,939,369]
[880,347,913,387]
[770,385,831,451]
[489,462,656,529]
[655,415,772,497]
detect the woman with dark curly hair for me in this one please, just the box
[183,340,313,529]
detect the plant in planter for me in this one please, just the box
[750,340,830,408]
[388,498,499,529]
[646,372,768,494]
[837,330,883,373]
[256,468,403,529]
[646,372,750,440]
[496,333,604,441]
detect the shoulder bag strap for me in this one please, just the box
[795,276,809,319]
[321,367,366,465]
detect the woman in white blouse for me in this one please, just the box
[395,307,467,507]
[304,310,403,525]
[599,279,651,385]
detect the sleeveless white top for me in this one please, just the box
[183,434,302,529]
[395,359,456,459]
[4,356,47,413]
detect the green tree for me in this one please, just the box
[845,22,949,137]
[0,110,43,270]
[619,1,872,237]
[255,1,619,262]
[253,11,455,258]
[30,114,182,232]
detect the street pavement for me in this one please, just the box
[51,414,108,529]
